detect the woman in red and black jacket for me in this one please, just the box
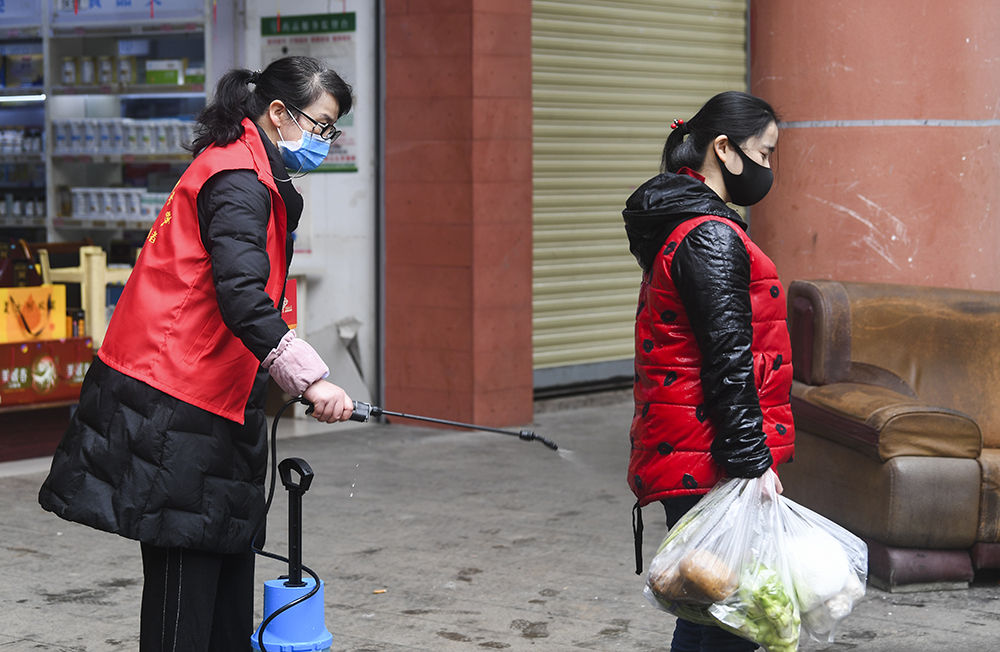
[623,91,793,652]
[39,57,354,652]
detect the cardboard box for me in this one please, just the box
[0,338,93,407]
[1,285,67,343]
[145,59,186,85]
[4,53,44,88]
[184,65,205,85]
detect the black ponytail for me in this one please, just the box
[189,56,354,156]
[188,68,256,155]
[660,91,778,174]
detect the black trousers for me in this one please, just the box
[139,543,256,652]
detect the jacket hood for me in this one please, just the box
[622,171,745,272]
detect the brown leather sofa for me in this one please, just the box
[782,280,1000,591]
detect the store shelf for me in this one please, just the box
[0,217,47,228]
[2,18,47,242]
[46,5,209,237]
[0,87,45,98]
[52,217,150,231]
[51,83,205,97]
[0,26,42,39]
[50,21,205,37]
[0,152,44,163]
[52,152,191,164]
[0,0,213,417]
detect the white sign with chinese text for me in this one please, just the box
[260,12,358,172]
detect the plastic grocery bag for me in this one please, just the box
[780,499,868,642]
[644,472,867,651]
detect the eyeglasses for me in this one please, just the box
[286,102,342,143]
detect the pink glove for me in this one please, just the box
[262,329,329,395]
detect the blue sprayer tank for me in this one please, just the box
[252,457,333,652]
[251,577,332,651]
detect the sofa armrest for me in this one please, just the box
[791,380,982,462]
[788,280,852,385]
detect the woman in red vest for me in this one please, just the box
[623,91,794,652]
[40,56,354,651]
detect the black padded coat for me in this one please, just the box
[38,124,302,554]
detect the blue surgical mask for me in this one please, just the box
[277,115,331,173]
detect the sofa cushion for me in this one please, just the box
[792,381,982,462]
[783,428,981,549]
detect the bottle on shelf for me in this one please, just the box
[52,118,194,157]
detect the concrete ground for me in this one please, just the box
[2,394,999,651]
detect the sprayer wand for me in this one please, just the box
[303,398,559,451]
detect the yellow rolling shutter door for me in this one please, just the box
[532,0,748,387]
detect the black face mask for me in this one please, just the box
[715,141,773,206]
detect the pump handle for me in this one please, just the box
[278,457,314,494]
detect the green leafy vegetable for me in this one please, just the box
[710,564,800,652]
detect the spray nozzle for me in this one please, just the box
[518,429,559,451]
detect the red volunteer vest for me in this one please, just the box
[99,118,288,424]
[629,216,794,506]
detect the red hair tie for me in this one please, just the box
[671,119,685,130]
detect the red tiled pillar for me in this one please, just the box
[384,0,533,425]
[749,1,1000,291]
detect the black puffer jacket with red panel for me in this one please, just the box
[623,169,795,508]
